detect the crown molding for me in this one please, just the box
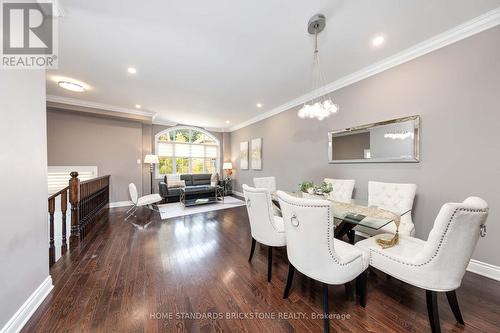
[204,126,229,133]
[46,95,156,118]
[47,96,230,131]
[151,118,178,127]
[151,118,229,132]
[229,7,500,132]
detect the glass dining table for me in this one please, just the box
[271,191,411,245]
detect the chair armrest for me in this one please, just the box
[158,182,169,197]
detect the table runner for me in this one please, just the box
[332,202,400,249]
[273,192,400,248]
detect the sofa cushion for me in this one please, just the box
[168,180,185,188]
[181,174,193,186]
[166,188,182,197]
[192,174,212,186]
[184,185,215,195]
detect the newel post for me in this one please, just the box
[69,171,80,248]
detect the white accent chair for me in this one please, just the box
[125,183,162,221]
[355,197,489,333]
[277,191,369,333]
[243,184,286,282]
[253,176,277,192]
[355,181,417,238]
[323,178,355,203]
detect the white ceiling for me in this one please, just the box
[47,0,500,129]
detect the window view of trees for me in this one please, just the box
[157,127,219,176]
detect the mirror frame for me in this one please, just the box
[328,115,420,163]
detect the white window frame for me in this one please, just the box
[154,126,220,178]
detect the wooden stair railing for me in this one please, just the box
[48,172,110,267]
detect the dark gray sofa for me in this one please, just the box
[159,174,215,203]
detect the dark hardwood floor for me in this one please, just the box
[23,204,500,332]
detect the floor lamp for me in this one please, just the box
[144,154,159,194]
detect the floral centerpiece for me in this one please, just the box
[299,181,333,197]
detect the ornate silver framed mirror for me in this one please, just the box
[328,115,420,163]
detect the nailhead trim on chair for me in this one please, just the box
[369,207,489,267]
[245,187,284,233]
[279,196,361,266]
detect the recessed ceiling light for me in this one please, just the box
[58,81,85,92]
[372,35,385,47]
[128,67,137,74]
[135,104,141,109]
[225,120,230,124]
[256,103,262,108]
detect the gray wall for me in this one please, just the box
[47,110,143,202]
[230,26,500,266]
[46,113,228,201]
[0,70,50,327]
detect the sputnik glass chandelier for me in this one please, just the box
[298,14,339,121]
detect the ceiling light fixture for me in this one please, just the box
[256,103,262,108]
[127,67,137,74]
[135,104,141,109]
[225,120,230,124]
[58,81,85,92]
[372,35,385,47]
[297,14,339,121]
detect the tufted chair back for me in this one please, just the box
[415,197,489,290]
[253,177,277,192]
[243,184,284,246]
[324,178,355,203]
[277,191,368,284]
[368,181,417,236]
[128,183,138,204]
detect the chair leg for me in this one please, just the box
[344,282,354,301]
[426,290,441,333]
[446,290,465,325]
[124,205,137,221]
[347,230,355,244]
[248,238,256,262]
[267,246,272,282]
[283,263,295,299]
[356,269,367,307]
[323,284,330,333]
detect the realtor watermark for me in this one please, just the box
[149,311,351,321]
[1,0,58,69]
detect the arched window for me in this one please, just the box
[155,126,220,177]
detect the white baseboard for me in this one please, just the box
[467,259,500,281]
[108,201,133,208]
[0,276,53,333]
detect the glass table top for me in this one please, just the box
[272,191,411,231]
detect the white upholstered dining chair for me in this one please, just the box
[243,184,286,282]
[253,176,277,192]
[323,178,355,203]
[277,191,369,333]
[355,197,489,333]
[355,181,417,237]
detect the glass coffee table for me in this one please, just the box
[180,186,220,207]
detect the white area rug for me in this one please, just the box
[157,196,245,219]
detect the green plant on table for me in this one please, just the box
[299,181,314,193]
